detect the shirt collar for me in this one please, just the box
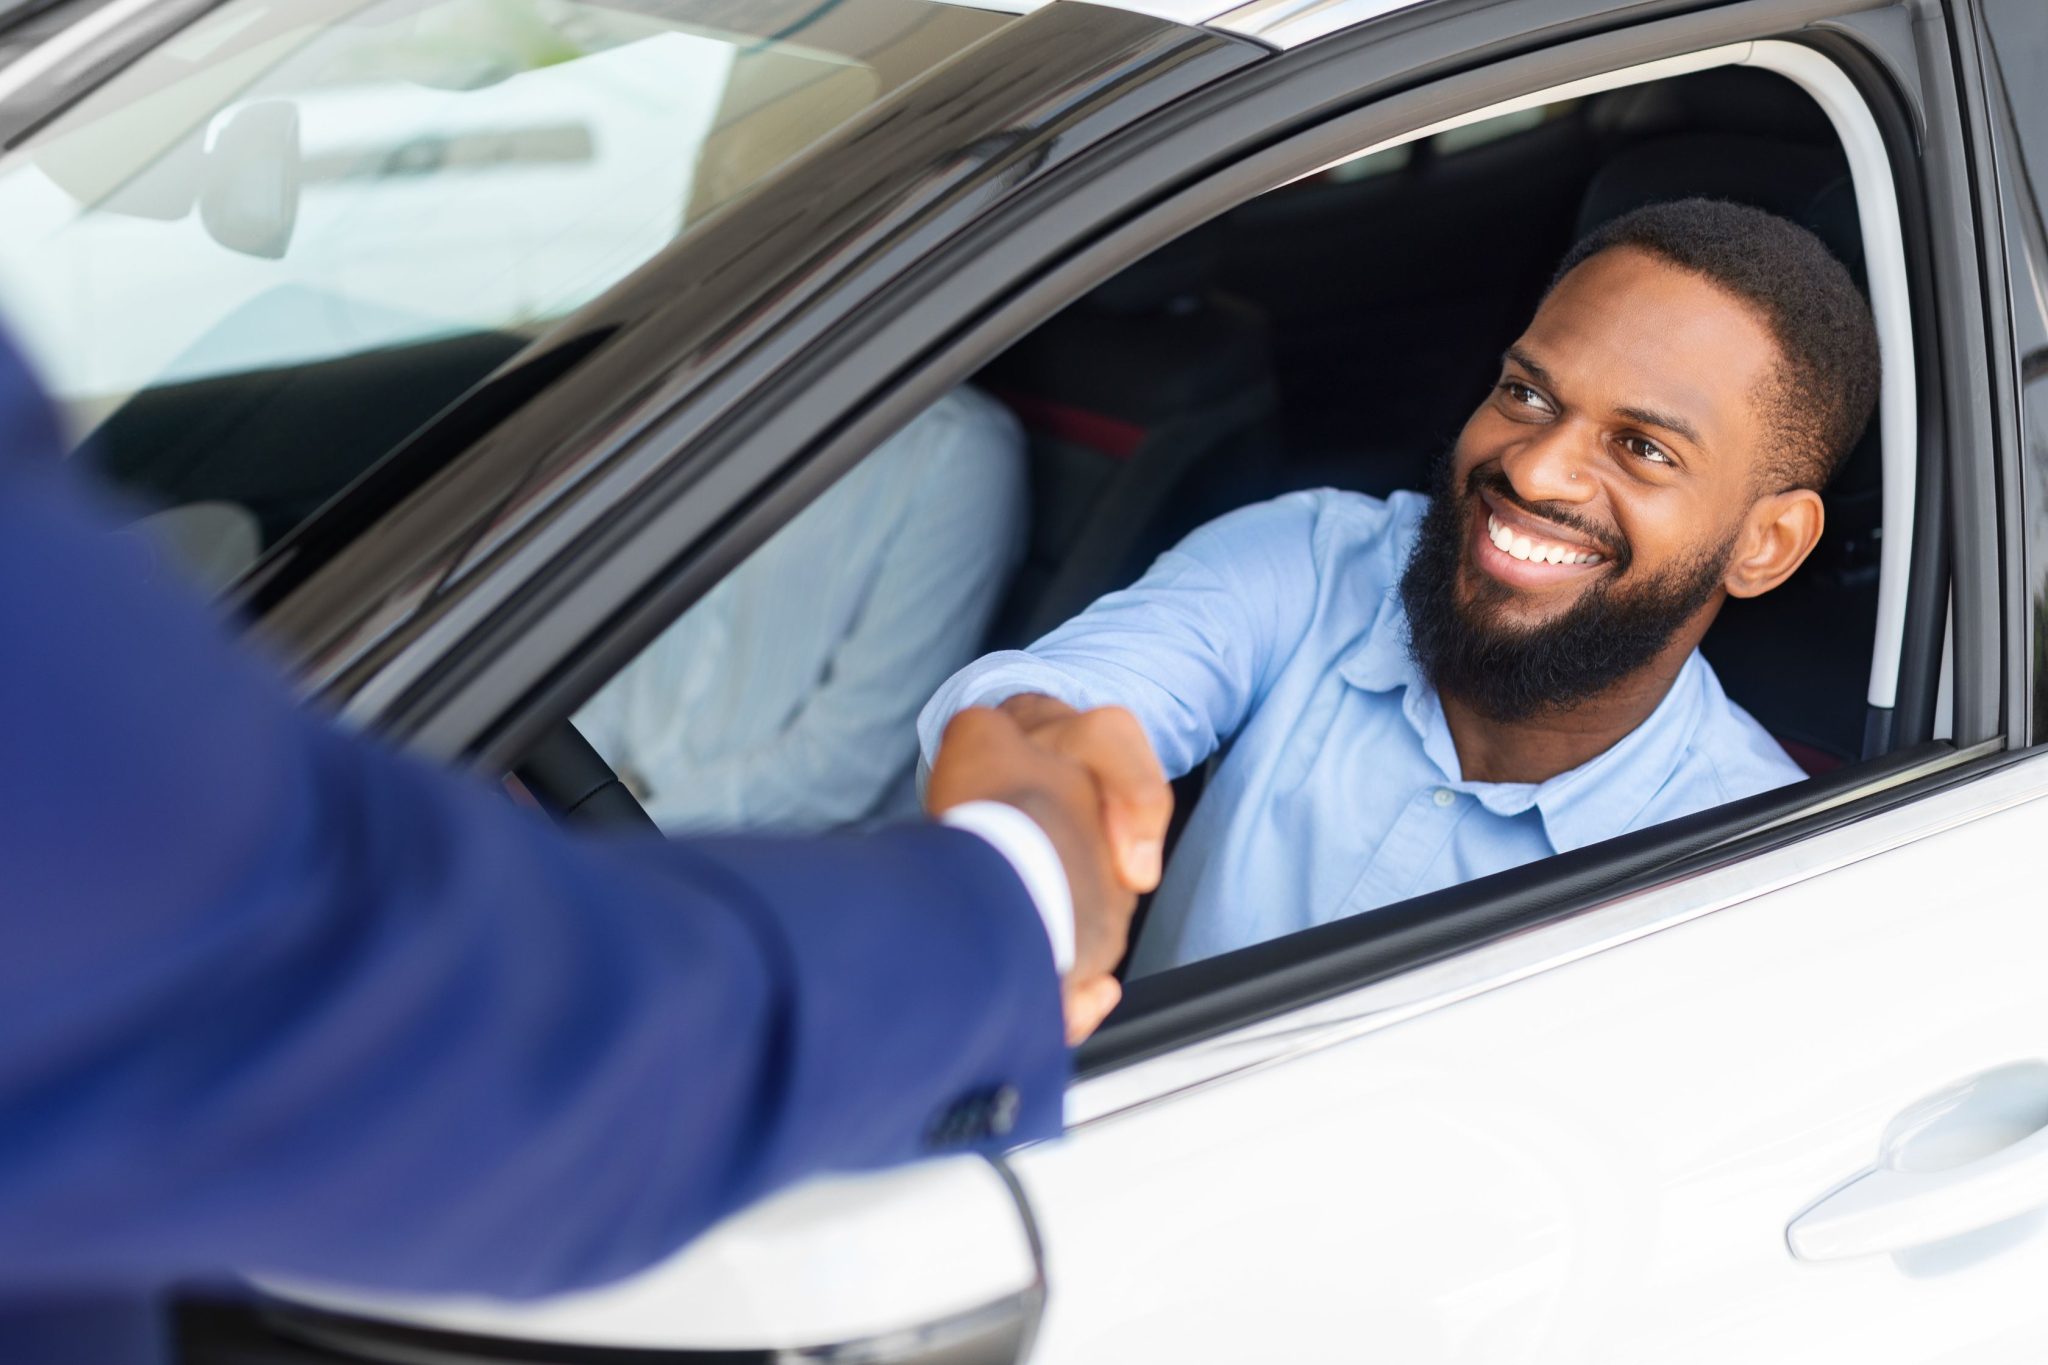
[1337,585,1709,854]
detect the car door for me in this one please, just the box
[1005,2,2048,1359]
[1019,755,2048,1362]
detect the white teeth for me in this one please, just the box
[1485,512,1600,567]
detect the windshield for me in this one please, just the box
[0,0,1008,583]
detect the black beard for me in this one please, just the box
[1398,460,1733,724]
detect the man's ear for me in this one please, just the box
[1725,488,1825,599]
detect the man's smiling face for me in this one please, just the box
[1399,242,1826,724]
[1450,245,1780,631]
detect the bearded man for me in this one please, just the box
[917,197,1881,1009]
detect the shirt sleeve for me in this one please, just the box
[939,800,1075,973]
[918,491,1329,780]
[0,337,1066,1300]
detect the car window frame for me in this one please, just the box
[1960,0,2047,745]
[406,0,1953,767]
[1036,11,2002,1086]
[277,0,2008,1085]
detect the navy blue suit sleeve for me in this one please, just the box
[0,332,1066,1300]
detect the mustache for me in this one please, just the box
[1464,465,1628,568]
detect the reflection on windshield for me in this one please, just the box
[0,0,1004,577]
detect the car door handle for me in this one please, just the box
[1788,1063,2048,1262]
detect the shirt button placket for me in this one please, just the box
[1336,785,1463,918]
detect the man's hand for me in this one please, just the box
[995,695,1173,894]
[926,699,1172,1045]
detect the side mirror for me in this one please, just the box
[199,100,301,260]
[250,1157,1044,1363]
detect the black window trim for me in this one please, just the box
[1936,0,2032,748]
[1077,736,2006,1080]
[1883,0,2016,751]
[1970,0,2048,746]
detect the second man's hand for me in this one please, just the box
[926,702,1171,1044]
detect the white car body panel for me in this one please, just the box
[1016,758,2048,1362]
[258,1155,1036,1351]
[255,757,2048,1364]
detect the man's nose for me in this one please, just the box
[1499,422,1599,506]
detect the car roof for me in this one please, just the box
[959,0,1436,48]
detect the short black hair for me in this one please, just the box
[1552,197,1880,493]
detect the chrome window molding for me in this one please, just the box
[1065,740,2023,1129]
[1211,0,1435,47]
[973,0,1438,40]
[1062,0,1255,25]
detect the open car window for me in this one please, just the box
[522,54,1921,1009]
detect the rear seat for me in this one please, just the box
[976,223,1279,647]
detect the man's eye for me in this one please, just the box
[1500,381,1550,412]
[1622,435,1673,466]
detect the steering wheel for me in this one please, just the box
[510,721,659,832]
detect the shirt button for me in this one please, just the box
[1433,787,1455,807]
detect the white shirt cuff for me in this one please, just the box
[938,800,1075,975]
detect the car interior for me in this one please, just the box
[83,63,1890,875]
[497,64,1897,931]
[973,65,1879,793]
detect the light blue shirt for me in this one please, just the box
[919,488,1804,973]
[580,387,1024,831]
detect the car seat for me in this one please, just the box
[1572,131,1880,771]
[976,222,1279,646]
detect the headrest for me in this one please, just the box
[1074,221,1227,316]
[1573,133,1864,288]
[1588,67,1838,146]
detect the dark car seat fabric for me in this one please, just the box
[1573,134,1866,284]
[1216,110,1602,507]
[1572,133,1880,767]
[978,226,1279,646]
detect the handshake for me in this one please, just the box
[926,696,1173,1046]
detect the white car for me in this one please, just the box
[2,0,2045,1359]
